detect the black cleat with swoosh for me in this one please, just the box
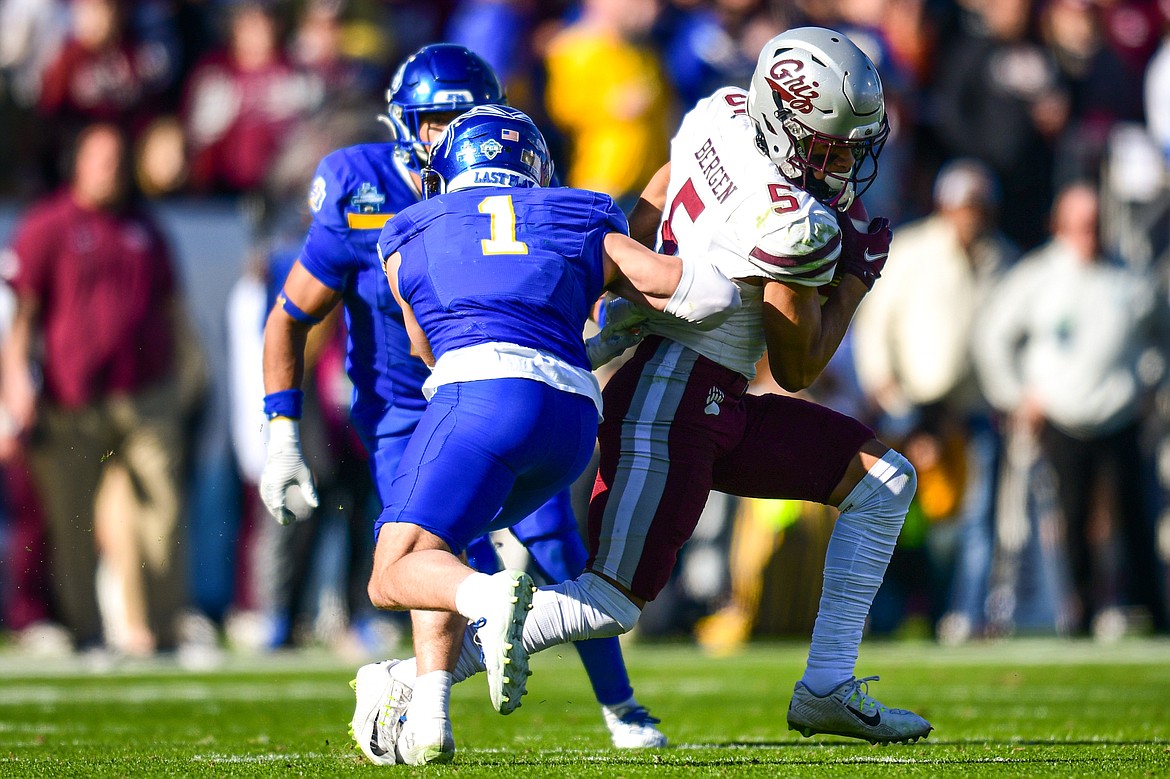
[786,676,932,745]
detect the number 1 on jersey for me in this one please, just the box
[479,195,528,255]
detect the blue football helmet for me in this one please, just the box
[383,43,505,174]
[422,105,554,198]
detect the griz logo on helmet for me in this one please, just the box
[765,59,820,115]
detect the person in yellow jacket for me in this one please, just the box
[544,0,673,206]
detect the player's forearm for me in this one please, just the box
[604,239,739,330]
[764,314,836,392]
[763,276,866,391]
[602,232,680,305]
[262,308,311,394]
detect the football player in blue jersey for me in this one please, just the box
[362,104,739,764]
[259,44,668,757]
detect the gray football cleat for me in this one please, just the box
[787,676,932,745]
[349,659,412,764]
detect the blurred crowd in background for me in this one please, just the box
[1,0,1169,667]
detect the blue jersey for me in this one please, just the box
[298,143,429,436]
[379,187,627,371]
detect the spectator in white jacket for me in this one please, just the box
[974,181,1170,637]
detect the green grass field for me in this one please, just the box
[2,638,1168,777]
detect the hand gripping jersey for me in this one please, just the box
[379,186,625,403]
[298,143,430,436]
[643,87,845,378]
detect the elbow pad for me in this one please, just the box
[663,257,741,330]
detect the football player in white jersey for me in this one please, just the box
[384,27,932,746]
[581,25,931,745]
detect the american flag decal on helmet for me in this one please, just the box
[502,128,520,141]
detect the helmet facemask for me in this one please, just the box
[773,105,888,210]
[386,104,464,173]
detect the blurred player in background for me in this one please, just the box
[384,27,933,748]
[258,44,666,757]
[362,104,738,764]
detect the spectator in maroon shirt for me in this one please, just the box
[182,1,320,194]
[37,0,174,182]
[0,122,198,653]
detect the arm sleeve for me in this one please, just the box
[299,220,355,291]
[376,210,419,269]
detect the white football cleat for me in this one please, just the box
[602,701,669,748]
[472,569,536,714]
[349,659,412,764]
[397,715,456,765]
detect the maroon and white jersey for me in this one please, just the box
[643,87,843,378]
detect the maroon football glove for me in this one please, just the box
[836,213,892,290]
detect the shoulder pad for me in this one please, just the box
[744,194,841,286]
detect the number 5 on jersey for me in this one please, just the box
[479,194,529,255]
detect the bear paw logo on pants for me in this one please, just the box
[704,387,724,416]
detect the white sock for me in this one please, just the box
[522,572,639,651]
[453,572,495,621]
[389,636,481,686]
[445,572,641,684]
[390,575,641,687]
[801,450,915,696]
[409,670,452,722]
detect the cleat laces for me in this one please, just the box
[619,706,662,727]
[843,676,885,718]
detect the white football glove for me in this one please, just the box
[259,417,319,525]
[586,296,648,369]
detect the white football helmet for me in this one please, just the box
[747,27,888,211]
